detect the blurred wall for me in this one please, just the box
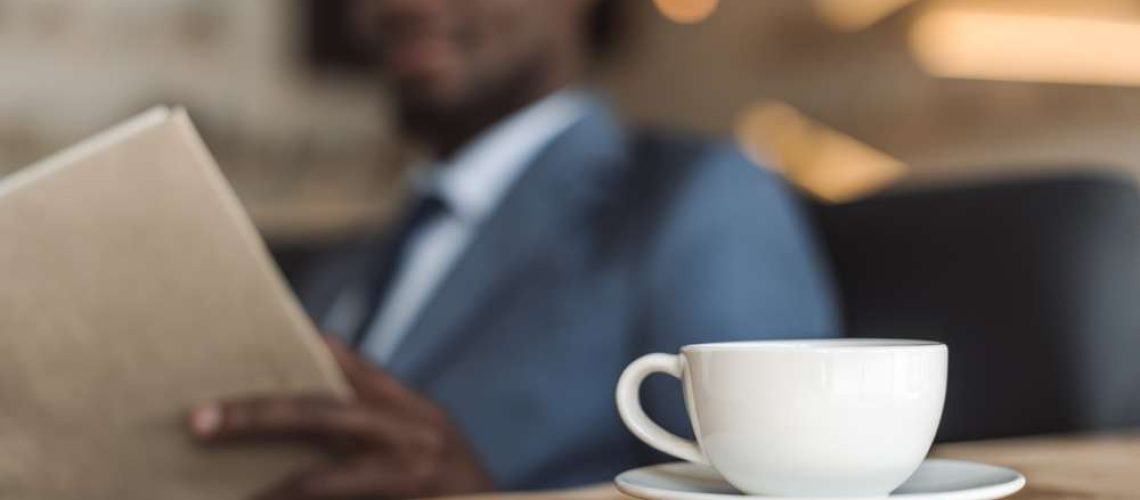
[0,0,402,243]
[601,1,1140,189]
[1,0,1139,243]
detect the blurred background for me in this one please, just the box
[3,0,1140,245]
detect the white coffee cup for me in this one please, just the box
[616,339,947,497]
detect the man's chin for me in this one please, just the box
[392,73,467,107]
[393,83,476,133]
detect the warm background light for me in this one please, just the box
[929,0,1140,19]
[815,0,918,32]
[911,5,1140,86]
[735,101,908,203]
[652,0,720,25]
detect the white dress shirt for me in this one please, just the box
[328,90,591,364]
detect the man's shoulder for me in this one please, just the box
[617,128,842,357]
[627,128,739,174]
[620,128,792,214]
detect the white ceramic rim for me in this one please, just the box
[681,339,946,353]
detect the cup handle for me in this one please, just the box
[616,353,707,464]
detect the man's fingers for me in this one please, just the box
[249,459,414,500]
[324,338,422,407]
[190,396,344,441]
[323,338,377,387]
[189,396,405,448]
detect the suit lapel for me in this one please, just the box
[387,101,628,383]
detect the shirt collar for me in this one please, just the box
[411,90,592,223]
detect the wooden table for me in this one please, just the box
[444,433,1140,499]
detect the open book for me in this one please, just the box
[0,108,350,499]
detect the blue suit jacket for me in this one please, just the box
[297,100,840,490]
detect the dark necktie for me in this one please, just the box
[351,193,448,348]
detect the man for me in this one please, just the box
[189,0,840,497]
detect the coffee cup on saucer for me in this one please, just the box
[616,339,947,497]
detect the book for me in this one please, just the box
[0,107,350,499]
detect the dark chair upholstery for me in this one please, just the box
[813,174,1140,442]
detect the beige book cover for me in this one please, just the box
[0,107,351,499]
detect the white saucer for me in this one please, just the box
[615,459,1026,500]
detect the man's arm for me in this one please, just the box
[635,144,842,441]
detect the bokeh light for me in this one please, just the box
[652,0,720,25]
[735,101,908,203]
[815,0,918,32]
[911,4,1140,87]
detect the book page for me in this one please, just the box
[0,108,350,499]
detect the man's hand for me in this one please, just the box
[189,339,495,499]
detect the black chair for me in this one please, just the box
[813,174,1140,442]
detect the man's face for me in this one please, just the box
[353,0,586,123]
